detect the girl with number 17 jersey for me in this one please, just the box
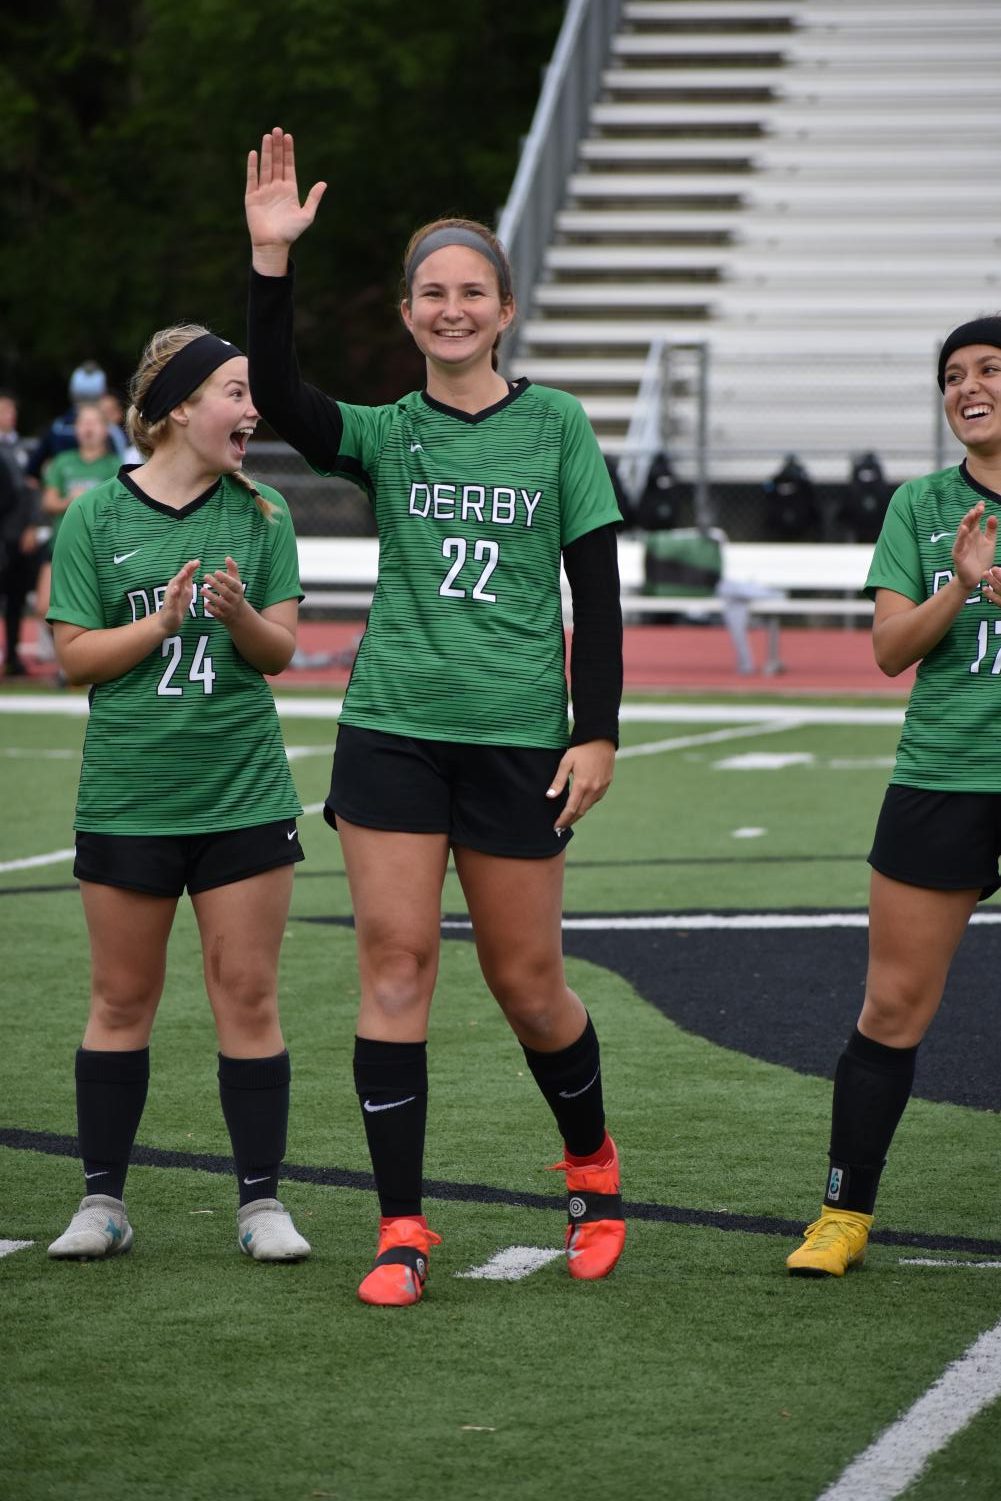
[786,316,1001,1278]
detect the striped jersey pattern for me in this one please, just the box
[867,463,1001,790]
[326,381,621,747]
[48,471,303,834]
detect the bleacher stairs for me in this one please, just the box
[511,0,1001,485]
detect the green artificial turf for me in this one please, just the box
[2,696,999,1501]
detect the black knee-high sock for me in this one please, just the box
[75,1046,150,1202]
[824,1027,918,1214]
[218,1051,291,1207]
[521,1014,606,1158]
[353,1037,428,1218]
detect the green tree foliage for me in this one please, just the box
[0,0,562,428]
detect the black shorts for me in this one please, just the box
[326,724,572,859]
[868,784,1001,900]
[74,820,304,898]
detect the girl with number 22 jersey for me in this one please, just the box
[245,127,626,1305]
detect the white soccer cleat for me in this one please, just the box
[48,1195,134,1260]
[237,1198,311,1261]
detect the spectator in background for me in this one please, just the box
[27,360,115,483]
[0,391,43,676]
[34,402,119,628]
[0,389,34,475]
[0,441,40,678]
[99,390,138,462]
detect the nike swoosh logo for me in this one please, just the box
[84,1170,109,1180]
[243,1175,271,1185]
[363,1096,417,1113]
[930,532,953,544]
[558,1067,600,1100]
[287,828,298,841]
[114,549,141,565]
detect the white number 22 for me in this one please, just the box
[438,537,500,603]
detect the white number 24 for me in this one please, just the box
[157,634,217,696]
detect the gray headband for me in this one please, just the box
[405,227,506,292]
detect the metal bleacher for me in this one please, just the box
[501,0,1001,498]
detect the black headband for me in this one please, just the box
[141,334,244,424]
[937,317,1001,390]
[405,227,507,293]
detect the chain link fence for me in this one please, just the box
[245,443,376,537]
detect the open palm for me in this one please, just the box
[245,127,326,249]
[952,502,998,590]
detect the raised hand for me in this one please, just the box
[245,127,327,271]
[952,502,998,591]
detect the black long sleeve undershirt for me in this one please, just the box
[249,264,622,745]
[563,524,623,748]
[248,265,344,469]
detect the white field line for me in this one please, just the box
[285,744,335,762]
[454,1246,563,1280]
[616,719,802,759]
[816,1318,1001,1501]
[0,747,77,759]
[0,848,76,874]
[0,695,907,726]
[899,1259,1001,1269]
[0,1240,33,1258]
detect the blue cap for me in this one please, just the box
[69,362,107,401]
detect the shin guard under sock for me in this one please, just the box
[521,1014,606,1158]
[75,1046,150,1201]
[353,1037,428,1218]
[824,1027,918,1214]
[218,1051,291,1206]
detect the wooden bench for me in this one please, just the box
[296,536,875,676]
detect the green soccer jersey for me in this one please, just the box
[866,462,1001,791]
[48,470,303,834]
[45,449,120,539]
[322,381,621,747]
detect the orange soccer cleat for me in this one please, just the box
[357,1216,443,1307]
[549,1134,626,1280]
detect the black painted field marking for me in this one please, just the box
[3,1127,1001,1258]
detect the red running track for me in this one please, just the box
[3,618,913,697]
[272,618,915,697]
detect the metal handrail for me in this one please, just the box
[497,0,623,366]
[616,339,666,504]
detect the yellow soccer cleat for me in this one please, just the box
[786,1207,873,1277]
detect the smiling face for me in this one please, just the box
[943,344,1001,454]
[174,356,258,473]
[401,244,514,374]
